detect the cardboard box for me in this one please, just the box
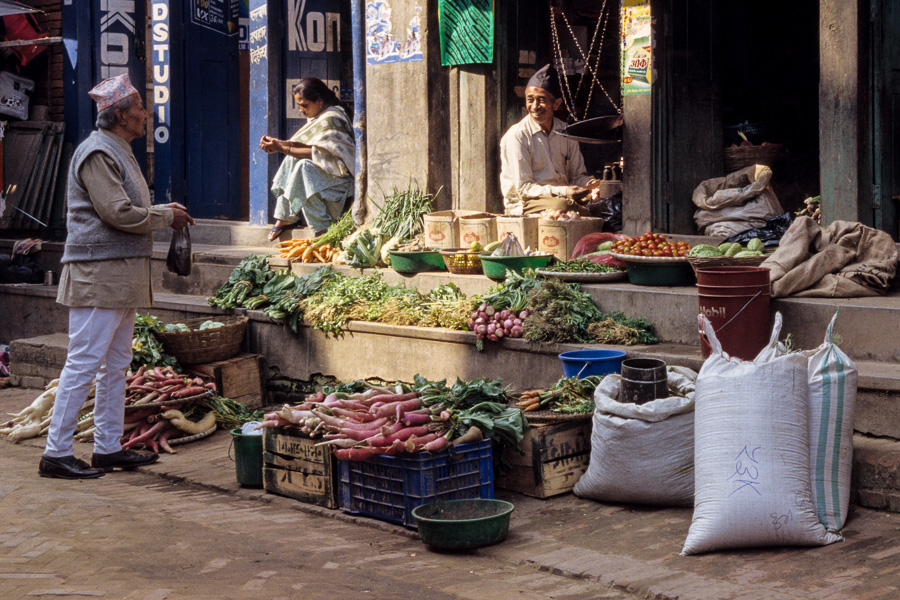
[262,427,338,508]
[496,216,540,252]
[496,419,593,498]
[187,353,265,409]
[458,214,498,248]
[423,210,489,248]
[538,217,604,261]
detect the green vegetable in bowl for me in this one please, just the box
[688,244,723,257]
[747,238,765,252]
[199,320,225,330]
[164,323,191,332]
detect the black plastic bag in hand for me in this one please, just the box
[166,227,192,276]
[587,191,623,232]
[723,212,794,247]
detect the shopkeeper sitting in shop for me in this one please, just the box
[500,64,599,216]
[261,78,356,241]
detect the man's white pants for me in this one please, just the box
[44,307,136,458]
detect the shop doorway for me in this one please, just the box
[655,0,819,234]
[871,1,900,240]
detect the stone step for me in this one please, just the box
[152,218,316,247]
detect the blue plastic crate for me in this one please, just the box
[337,439,494,527]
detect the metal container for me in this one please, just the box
[43,270,54,286]
[619,358,668,405]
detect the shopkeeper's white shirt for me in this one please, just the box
[499,114,594,215]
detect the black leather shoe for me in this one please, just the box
[39,455,105,479]
[91,449,159,472]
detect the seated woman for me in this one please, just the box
[261,78,356,241]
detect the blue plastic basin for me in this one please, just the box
[558,349,627,379]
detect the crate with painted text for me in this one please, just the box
[495,419,592,498]
[262,426,338,508]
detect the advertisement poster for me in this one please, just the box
[191,0,241,36]
[621,0,651,96]
[366,1,422,64]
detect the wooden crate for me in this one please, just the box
[187,353,265,409]
[496,419,593,498]
[267,256,292,272]
[262,427,338,508]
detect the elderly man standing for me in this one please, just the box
[38,74,194,479]
[500,64,599,215]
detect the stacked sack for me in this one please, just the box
[682,312,855,555]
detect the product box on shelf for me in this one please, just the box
[538,217,604,261]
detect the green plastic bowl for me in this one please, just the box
[624,260,696,286]
[388,250,447,273]
[479,254,553,280]
[412,499,515,550]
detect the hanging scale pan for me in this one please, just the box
[560,115,624,144]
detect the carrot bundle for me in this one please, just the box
[278,239,339,263]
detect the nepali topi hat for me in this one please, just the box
[527,64,562,99]
[88,73,139,111]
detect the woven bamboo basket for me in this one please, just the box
[153,315,248,365]
[687,254,770,274]
[723,143,783,172]
[439,248,485,275]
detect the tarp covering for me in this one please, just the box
[0,1,38,17]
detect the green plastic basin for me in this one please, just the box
[388,250,447,273]
[479,254,553,280]
[412,499,515,550]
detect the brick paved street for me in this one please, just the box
[5,386,900,599]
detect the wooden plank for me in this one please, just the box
[263,451,327,475]
[262,466,337,508]
[187,353,264,408]
[497,453,591,498]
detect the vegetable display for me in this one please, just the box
[208,254,275,309]
[257,375,527,463]
[688,238,768,258]
[515,375,604,414]
[132,314,179,371]
[610,232,692,257]
[540,259,624,274]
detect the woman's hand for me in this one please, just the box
[259,135,283,154]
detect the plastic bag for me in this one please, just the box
[570,232,629,268]
[586,191,622,232]
[723,212,793,247]
[166,227,192,276]
[495,233,524,257]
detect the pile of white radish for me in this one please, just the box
[1,378,96,442]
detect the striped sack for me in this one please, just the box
[806,311,857,532]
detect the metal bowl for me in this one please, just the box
[412,499,514,550]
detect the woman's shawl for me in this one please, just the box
[289,105,356,178]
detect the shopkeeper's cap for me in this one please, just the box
[527,64,562,99]
[88,73,139,111]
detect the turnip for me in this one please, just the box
[476,332,484,340]
[511,325,523,337]
[475,324,487,335]
[474,316,484,325]
[486,323,496,335]
[503,319,513,330]
[478,303,487,313]
[513,318,522,327]
[499,309,510,320]
[468,319,475,329]
[478,311,487,321]
[484,305,495,317]
[495,329,505,338]
[488,333,499,342]
[518,310,530,320]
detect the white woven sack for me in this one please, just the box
[682,313,842,555]
[573,366,697,506]
[802,312,857,532]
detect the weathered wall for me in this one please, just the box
[365,0,450,211]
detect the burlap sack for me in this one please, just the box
[762,217,898,298]
[693,164,784,237]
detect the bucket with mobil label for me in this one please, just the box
[696,266,771,360]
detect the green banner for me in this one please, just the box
[439,0,493,66]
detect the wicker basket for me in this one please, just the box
[687,254,770,274]
[723,143,783,172]
[153,315,248,365]
[439,248,485,275]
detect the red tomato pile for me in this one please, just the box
[611,232,692,258]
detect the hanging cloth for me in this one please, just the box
[438,0,493,66]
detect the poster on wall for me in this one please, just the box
[621,0,651,96]
[191,0,241,36]
[366,1,422,64]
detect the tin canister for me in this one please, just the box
[43,270,54,285]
